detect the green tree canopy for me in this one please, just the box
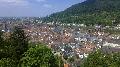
[0,26,29,66]
[9,26,29,60]
[42,0,120,26]
[19,44,59,67]
[82,50,120,67]
[0,58,16,67]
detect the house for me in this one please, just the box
[103,41,120,48]
[64,64,69,67]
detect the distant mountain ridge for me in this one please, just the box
[43,0,120,26]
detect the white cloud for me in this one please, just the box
[43,4,52,8]
[36,0,46,2]
[0,0,29,6]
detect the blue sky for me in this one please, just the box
[0,0,85,17]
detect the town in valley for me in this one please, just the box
[0,17,120,66]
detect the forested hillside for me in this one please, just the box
[43,0,120,25]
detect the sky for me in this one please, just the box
[0,0,85,17]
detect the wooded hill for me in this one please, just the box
[42,0,120,26]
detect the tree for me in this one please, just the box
[68,57,75,63]
[82,50,120,67]
[0,30,4,59]
[55,55,64,67]
[19,44,59,67]
[82,50,104,67]
[0,30,10,59]
[0,58,16,67]
[9,26,29,60]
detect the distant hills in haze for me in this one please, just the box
[42,0,120,26]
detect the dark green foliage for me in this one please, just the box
[43,0,120,25]
[68,57,75,63]
[9,26,29,60]
[0,27,29,66]
[81,50,120,67]
[0,31,11,59]
[0,58,16,67]
[19,44,59,67]
[55,55,64,67]
[0,31,5,59]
